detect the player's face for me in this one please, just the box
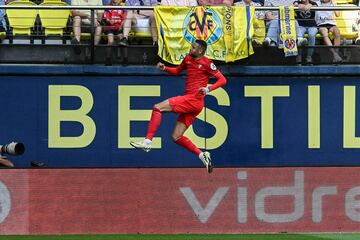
[189,42,203,58]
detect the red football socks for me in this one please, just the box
[146,107,201,156]
[146,107,162,140]
[175,136,202,155]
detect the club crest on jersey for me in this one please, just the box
[198,64,202,69]
[210,63,217,70]
[183,7,222,45]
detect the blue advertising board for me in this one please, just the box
[2,66,360,167]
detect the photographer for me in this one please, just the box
[0,142,24,168]
[0,156,14,168]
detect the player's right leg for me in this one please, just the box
[130,139,152,152]
[130,99,172,152]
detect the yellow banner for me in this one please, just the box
[279,6,298,57]
[154,6,254,64]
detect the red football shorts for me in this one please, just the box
[168,94,204,127]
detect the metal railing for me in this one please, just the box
[1,4,360,65]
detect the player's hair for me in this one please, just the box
[195,39,207,53]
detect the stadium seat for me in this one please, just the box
[128,17,152,43]
[0,32,6,40]
[334,0,354,5]
[334,4,358,41]
[6,0,38,36]
[38,0,71,37]
[303,6,358,43]
[43,0,68,2]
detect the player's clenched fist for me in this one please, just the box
[199,86,210,95]
[157,62,165,71]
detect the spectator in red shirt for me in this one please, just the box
[130,40,227,174]
[103,0,127,45]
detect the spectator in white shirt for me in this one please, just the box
[71,0,103,47]
[316,0,342,63]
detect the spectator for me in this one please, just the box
[0,0,7,33]
[103,0,126,65]
[293,0,318,63]
[316,0,342,63]
[263,0,307,47]
[354,0,360,44]
[103,0,127,45]
[119,0,159,46]
[234,0,265,45]
[252,0,263,4]
[355,15,360,45]
[161,0,197,5]
[0,156,14,168]
[197,0,233,6]
[71,0,103,48]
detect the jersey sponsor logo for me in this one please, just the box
[183,7,222,45]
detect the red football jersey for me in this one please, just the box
[178,55,220,95]
[103,5,127,31]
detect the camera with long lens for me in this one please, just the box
[0,142,25,156]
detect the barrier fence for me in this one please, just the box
[1,5,360,64]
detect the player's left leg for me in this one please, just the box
[199,151,213,173]
[172,121,213,174]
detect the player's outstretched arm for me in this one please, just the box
[156,62,183,75]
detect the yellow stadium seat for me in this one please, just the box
[6,0,38,36]
[304,6,358,42]
[129,17,152,40]
[335,4,358,40]
[39,1,71,36]
[0,31,6,40]
[334,0,354,5]
[43,0,66,2]
[129,31,152,39]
